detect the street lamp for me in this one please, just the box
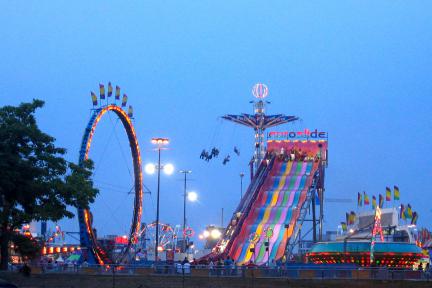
[210,228,221,239]
[147,137,171,263]
[184,191,198,252]
[179,170,197,252]
[187,191,198,202]
[240,172,245,199]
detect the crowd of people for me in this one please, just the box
[270,147,322,162]
[170,256,287,276]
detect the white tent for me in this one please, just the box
[56,256,64,262]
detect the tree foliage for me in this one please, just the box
[0,99,98,269]
[11,233,41,261]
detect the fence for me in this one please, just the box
[22,263,431,281]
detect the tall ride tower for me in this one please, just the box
[222,84,299,175]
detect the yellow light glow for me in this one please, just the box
[163,163,174,175]
[145,163,156,175]
[211,229,222,239]
[187,191,198,202]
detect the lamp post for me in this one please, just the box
[184,191,197,253]
[179,170,192,252]
[240,172,245,199]
[147,137,172,264]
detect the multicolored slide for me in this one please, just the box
[220,140,327,266]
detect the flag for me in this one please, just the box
[372,196,377,209]
[346,213,350,226]
[349,211,356,225]
[341,222,347,232]
[122,94,128,107]
[115,86,121,100]
[386,187,391,201]
[411,212,418,225]
[379,194,384,208]
[358,192,362,207]
[364,192,370,205]
[99,84,105,99]
[91,92,98,106]
[108,82,113,97]
[400,204,406,220]
[128,105,133,117]
[352,211,357,224]
[406,204,413,219]
[394,185,400,201]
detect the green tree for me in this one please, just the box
[11,233,41,261]
[0,99,98,269]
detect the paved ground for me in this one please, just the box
[1,272,432,288]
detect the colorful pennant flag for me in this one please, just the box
[349,211,356,225]
[364,192,370,205]
[372,196,377,209]
[91,92,98,106]
[341,222,347,232]
[400,204,406,220]
[99,84,105,99]
[386,187,391,201]
[394,185,400,201]
[122,94,128,107]
[411,212,418,225]
[379,194,384,208]
[115,86,121,100]
[128,105,133,118]
[108,82,113,97]
[406,204,413,219]
[358,192,362,207]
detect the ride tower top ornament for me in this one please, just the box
[252,83,269,99]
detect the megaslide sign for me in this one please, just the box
[267,129,328,140]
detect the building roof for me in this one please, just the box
[310,241,422,254]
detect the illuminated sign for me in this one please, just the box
[267,129,328,140]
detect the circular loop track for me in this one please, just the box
[78,105,142,265]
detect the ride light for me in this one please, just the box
[203,230,210,238]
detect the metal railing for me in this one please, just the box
[22,263,432,281]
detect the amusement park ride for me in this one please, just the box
[307,206,424,268]
[77,83,143,264]
[77,83,184,265]
[201,84,329,265]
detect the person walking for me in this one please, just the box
[224,256,233,276]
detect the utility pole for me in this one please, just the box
[179,170,192,252]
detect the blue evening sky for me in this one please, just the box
[1,1,431,244]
